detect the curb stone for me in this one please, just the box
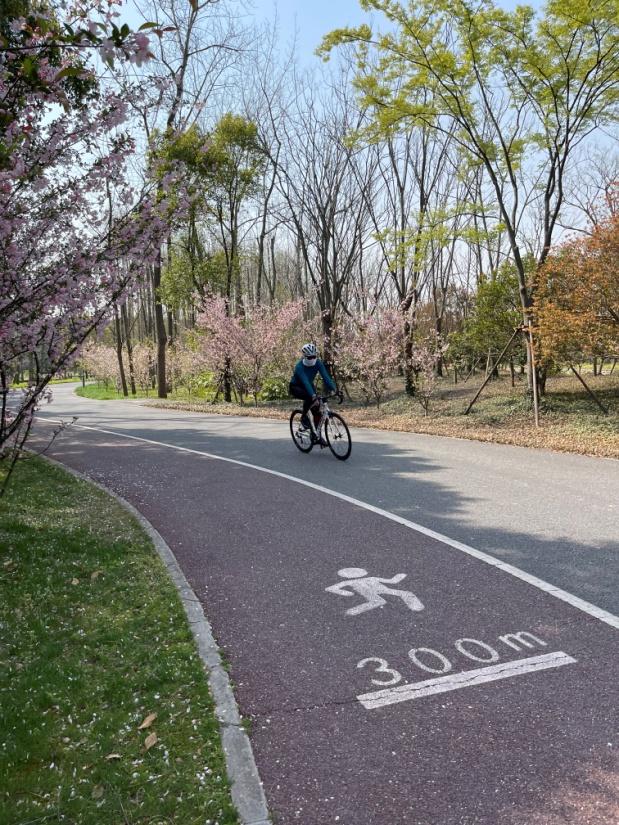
[41,455,272,825]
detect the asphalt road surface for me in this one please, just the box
[30,384,619,824]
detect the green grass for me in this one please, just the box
[75,383,214,402]
[0,457,239,825]
[75,382,290,405]
[11,377,81,388]
[75,383,149,400]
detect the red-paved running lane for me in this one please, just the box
[33,424,619,825]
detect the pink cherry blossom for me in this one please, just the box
[0,2,186,477]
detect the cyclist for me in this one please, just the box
[289,343,339,431]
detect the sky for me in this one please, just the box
[247,0,542,64]
[248,0,373,61]
[121,0,543,68]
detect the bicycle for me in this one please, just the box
[289,393,352,461]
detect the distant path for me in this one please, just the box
[38,384,619,613]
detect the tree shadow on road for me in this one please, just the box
[32,410,619,616]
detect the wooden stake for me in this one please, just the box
[465,328,521,415]
[527,321,540,428]
[569,364,609,414]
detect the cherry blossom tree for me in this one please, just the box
[410,333,449,416]
[81,343,121,389]
[197,297,304,404]
[336,307,404,407]
[167,336,210,398]
[0,2,186,483]
[131,342,156,394]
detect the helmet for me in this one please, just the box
[301,343,317,358]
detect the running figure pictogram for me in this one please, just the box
[325,568,424,616]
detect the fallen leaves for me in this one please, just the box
[144,732,158,751]
[139,713,159,751]
[138,712,157,730]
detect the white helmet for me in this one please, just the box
[301,342,317,358]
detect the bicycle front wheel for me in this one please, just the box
[290,409,314,453]
[325,413,351,460]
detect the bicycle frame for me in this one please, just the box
[307,393,340,442]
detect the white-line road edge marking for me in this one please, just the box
[358,651,577,709]
[37,416,619,631]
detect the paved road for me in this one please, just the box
[29,385,619,824]
[38,384,619,613]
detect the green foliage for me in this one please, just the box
[151,124,212,190]
[321,0,619,148]
[0,0,32,16]
[468,264,522,351]
[207,113,265,194]
[154,116,265,206]
[260,375,290,401]
[152,115,265,305]
[449,261,525,365]
[160,248,228,311]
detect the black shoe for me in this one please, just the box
[300,415,311,429]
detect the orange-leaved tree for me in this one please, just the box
[535,210,619,366]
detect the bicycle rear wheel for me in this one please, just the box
[290,409,314,453]
[325,413,351,460]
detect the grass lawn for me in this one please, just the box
[140,370,619,458]
[0,457,238,825]
[11,377,81,389]
[75,384,211,403]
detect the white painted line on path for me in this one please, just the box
[37,416,619,631]
[358,651,577,709]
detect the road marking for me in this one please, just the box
[357,651,577,709]
[325,568,424,615]
[36,416,619,630]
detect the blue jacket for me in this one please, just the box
[290,358,336,397]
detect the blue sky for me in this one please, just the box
[120,1,543,67]
[247,0,542,64]
[248,0,373,60]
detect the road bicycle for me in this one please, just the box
[289,393,352,461]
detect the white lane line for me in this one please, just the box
[37,416,619,630]
[358,651,577,709]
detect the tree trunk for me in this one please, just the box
[269,235,277,305]
[152,255,168,398]
[435,316,444,377]
[403,315,416,396]
[322,309,334,369]
[121,302,136,396]
[256,235,264,305]
[114,305,128,397]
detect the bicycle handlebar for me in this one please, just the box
[319,391,344,404]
